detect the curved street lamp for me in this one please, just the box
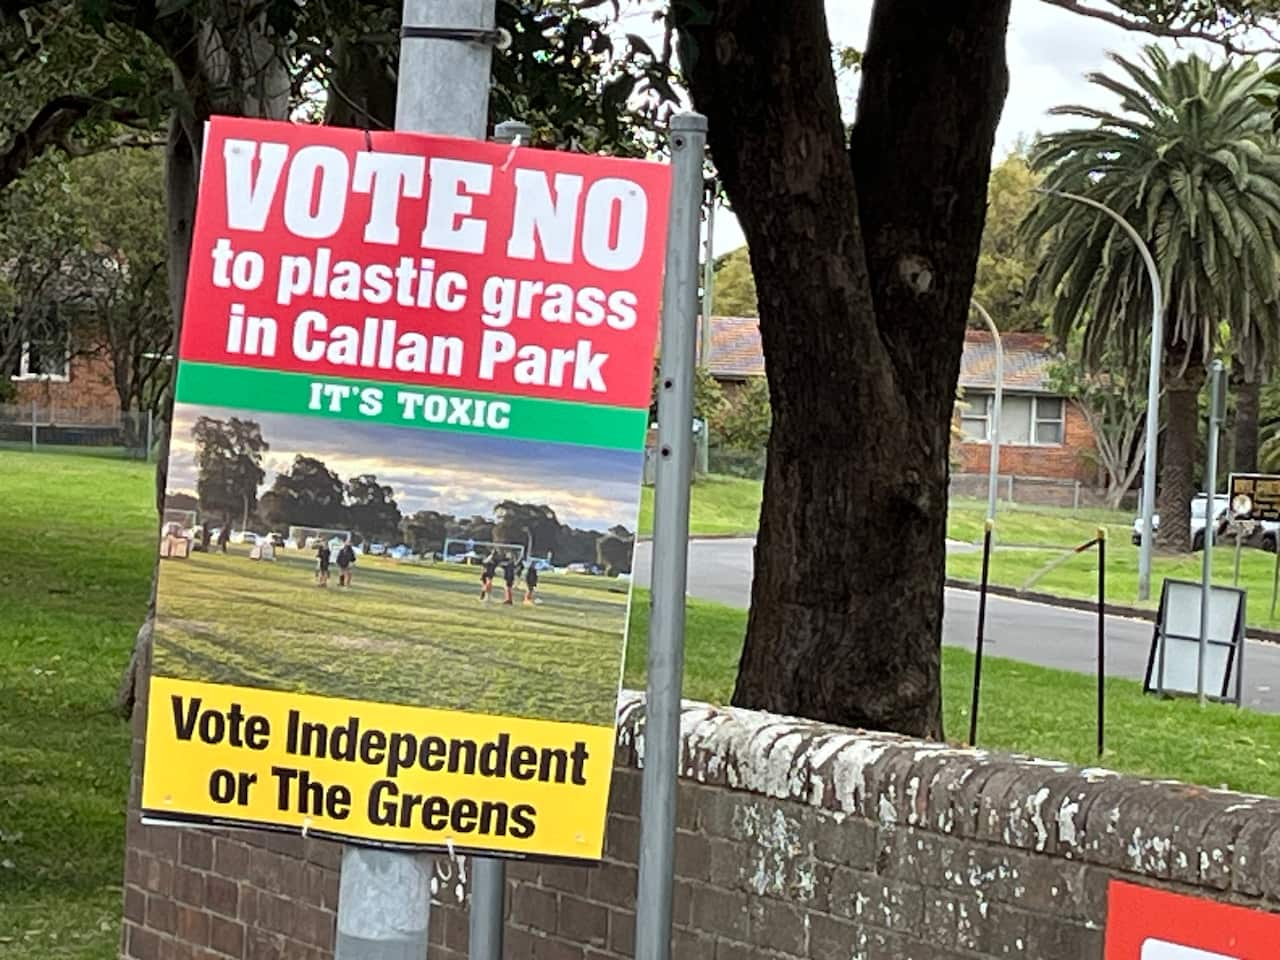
[1034,187,1164,601]
[969,299,1003,525]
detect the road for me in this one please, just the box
[632,538,1280,712]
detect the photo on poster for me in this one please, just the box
[153,401,642,728]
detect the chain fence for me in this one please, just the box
[0,400,157,460]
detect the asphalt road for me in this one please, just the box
[632,538,1280,713]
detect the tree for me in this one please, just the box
[191,416,268,522]
[259,456,348,531]
[678,0,1013,737]
[596,529,634,576]
[0,150,172,432]
[493,501,561,558]
[973,150,1049,332]
[1024,48,1280,553]
[401,510,449,556]
[713,246,757,317]
[346,474,401,543]
[1047,347,1156,509]
[710,376,771,453]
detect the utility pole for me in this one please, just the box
[333,2,498,958]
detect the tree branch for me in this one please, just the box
[0,93,147,191]
[1039,0,1280,55]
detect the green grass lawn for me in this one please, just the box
[625,591,1280,796]
[946,537,1280,631]
[0,450,155,959]
[638,474,762,537]
[155,547,627,725]
[946,497,1134,548]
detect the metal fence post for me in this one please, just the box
[30,399,36,452]
[1197,360,1225,706]
[146,410,155,463]
[634,111,706,960]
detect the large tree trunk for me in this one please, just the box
[1233,367,1260,474]
[682,0,1011,738]
[1155,351,1205,554]
[117,11,289,716]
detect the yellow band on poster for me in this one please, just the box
[141,675,617,861]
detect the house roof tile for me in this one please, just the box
[685,319,1062,395]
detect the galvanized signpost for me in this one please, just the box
[634,112,707,960]
[1198,360,1225,706]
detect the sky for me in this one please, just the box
[165,403,643,531]
[610,0,1253,257]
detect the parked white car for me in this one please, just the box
[1132,494,1278,551]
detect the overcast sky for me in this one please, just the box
[166,403,643,531]
[612,0,1247,256]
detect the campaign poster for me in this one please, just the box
[141,116,670,862]
[1105,880,1280,959]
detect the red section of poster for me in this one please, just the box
[178,117,670,409]
[1105,880,1280,959]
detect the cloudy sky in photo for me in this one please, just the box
[166,403,643,530]
[611,0,1259,256]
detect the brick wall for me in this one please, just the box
[953,399,1095,483]
[123,687,1280,959]
[12,350,121,422]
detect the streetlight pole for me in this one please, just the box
[1035,187,1163,601]
[970,299,1003,525]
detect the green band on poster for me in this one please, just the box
[174,362,648,451]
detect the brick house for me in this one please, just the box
[953,329,1097,487]
[699,318,1101,501]
[7,344,121,423]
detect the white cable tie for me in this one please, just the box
[500,135,523,173]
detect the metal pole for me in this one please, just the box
[1036,187,1163,600]
[1198,360,1225,706]
[30,398,36,452]
[971,300,1002,526]
[463,116,534,960]
[146,410,155,463]
[968,519,994,747]
[336,3,496,957]
[1096,527,1106,758]
[634,112,706,960]
[1271,545,1279,620]
[700,182,716,367]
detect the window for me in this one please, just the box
[1034,397,1065,445]
[960,393,990,440]
[1002,396,1033,444]
[961,392,1066,445]
[10,338,69,381]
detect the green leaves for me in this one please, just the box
[1025,45,1280,377]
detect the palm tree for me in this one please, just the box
[1024,47,1280,552]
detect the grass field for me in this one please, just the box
[638,474,762,537]
[154,547,629,725]
[1,450,154,959]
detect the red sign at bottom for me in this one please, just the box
[1106,880,1280,959]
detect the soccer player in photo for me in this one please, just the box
[479,552,497,601]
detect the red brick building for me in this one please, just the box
[953,329,1096,483]
[9,346,121,424]
[700,318,1101,500]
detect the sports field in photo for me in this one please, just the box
[152,545,630,726]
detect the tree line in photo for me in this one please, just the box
[172,415,635,573]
